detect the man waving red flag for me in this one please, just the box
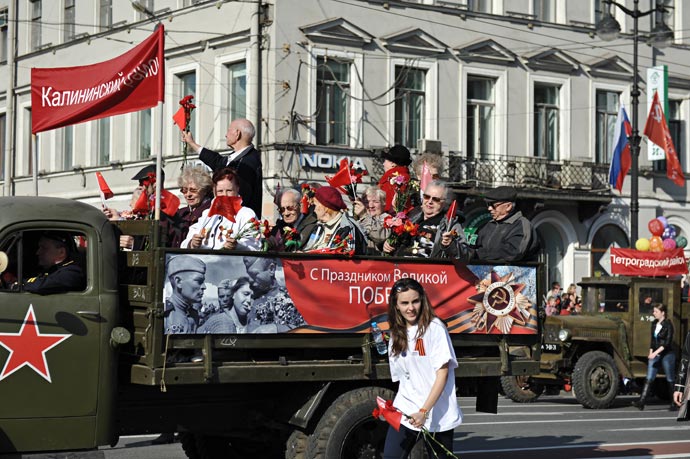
[644,91,686,187]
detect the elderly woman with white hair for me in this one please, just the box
[354,186,391,255]
[171,165,213,247]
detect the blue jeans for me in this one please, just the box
[383,425,455,459]
[646,352,676,382]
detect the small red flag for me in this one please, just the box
[420,161,433,194]
[326,159,353,191]
[160,190,180,217]
[132,190,150,215]
[95,172,113,200]
[208,196,243,223]
[372,397,403,431]
[446,199,457,228]
[172,106,187,131]
[644,91,686,188]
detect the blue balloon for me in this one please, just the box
[657,216,669,228]
[662,226,677,240]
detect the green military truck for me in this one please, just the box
[501,275,688,409]
[0,197,542,458]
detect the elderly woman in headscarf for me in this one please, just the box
[181,167,261,251]
[171,165,213,247]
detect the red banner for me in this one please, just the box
[31,26,165,134]
[610,247,688,276]
[644,91,686,187]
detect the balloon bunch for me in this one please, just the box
[635,217,687,252]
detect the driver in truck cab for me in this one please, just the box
[24,231,85,295]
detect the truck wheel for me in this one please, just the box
[306,386,394,459]
[285,429,308,459]
[500,376,544,403]
[572,351,619,409]
[179,433,233,459]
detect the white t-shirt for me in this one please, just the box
[181,205,261,251]
[388,317,463,432]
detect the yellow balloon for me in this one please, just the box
[635,238,650,251]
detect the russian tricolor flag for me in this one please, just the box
[608,105,633,193]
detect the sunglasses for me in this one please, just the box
[422,194,444,204]
[279,205,298,213]
[180,187,200,194]
[486,201,508,208]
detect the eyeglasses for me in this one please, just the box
[422,194,444,204]
[486,201,508,209]
[180,187,200,194]
[279,205,298,213]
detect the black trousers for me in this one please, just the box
[383,424,455,458]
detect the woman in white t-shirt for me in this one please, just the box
[384,278,463,458]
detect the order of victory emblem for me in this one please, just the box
[467,270,532,334]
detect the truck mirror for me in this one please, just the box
[0,252,7,274]
[110,327,131,348]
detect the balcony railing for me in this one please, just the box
[448,155,612,194]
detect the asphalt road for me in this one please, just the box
[101,393,690,459]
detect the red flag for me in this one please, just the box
[325,159,353,190]
[372,397,402,431]
[420,161,433,193]
[446,199,457,228]
[208,196,243,223]
[95,172,113,200]
[31,26,165,134]
[644,91,686,187]
[132,190,150,215]
[160,190,180,218]
[172,106,186,131]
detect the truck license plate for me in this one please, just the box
[541,343,561,353]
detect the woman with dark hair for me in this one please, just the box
[633,303,676,410]
[181,167,260,251]
[198,277,256,334]
[384,278,462,458]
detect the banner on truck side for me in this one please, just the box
[162,254,539,335]
[30,26,165,134]
[610,247,688,276]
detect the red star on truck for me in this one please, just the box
[0,305,71,382]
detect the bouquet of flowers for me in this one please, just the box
[207,217,267,249]
[308,233,354,256]
[383,212,419,252]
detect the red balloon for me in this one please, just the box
[649,236,664,252]
[648,219,664,237]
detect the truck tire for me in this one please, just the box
[500,376,544,403]
[306,386,393,459]
[572,351,619,409]
[285,429,308,459]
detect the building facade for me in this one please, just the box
[1,0,689,287]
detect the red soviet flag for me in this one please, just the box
[208,196,243,223]
[95,172,113,200]
[31,26,165,134]
[644,91,686,187]
[160,190,180,218]
[172,107,187,131]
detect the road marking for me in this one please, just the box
[460,416,677,426]
[608,426,690,431]
[458,439,690,454]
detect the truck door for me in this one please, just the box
[632,282,668,358]
[0,227,101,453]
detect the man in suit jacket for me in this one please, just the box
[182,118,263,216]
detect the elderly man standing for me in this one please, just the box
[302,186,367,255]
[182,118,262,216]
[467,186,538,263]
[164,255,207,334]
[383,180,464,258]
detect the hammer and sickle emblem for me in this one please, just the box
[489,288,509,310]
[652,104,663,123]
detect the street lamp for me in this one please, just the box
[595,0,674,246]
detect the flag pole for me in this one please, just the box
[32,133,38,196]
[154,100,163,221]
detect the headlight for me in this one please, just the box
[558,329,571,342]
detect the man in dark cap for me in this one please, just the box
[24,232,85,295]
[182,118,262,216]
[378,145,412,213]
[302,186,366,255]
[465,186,538,263]
[164,255,207,334]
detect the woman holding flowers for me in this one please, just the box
[385,278,462,458]
[181,167,261,251]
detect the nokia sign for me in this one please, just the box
[300,152,368,171]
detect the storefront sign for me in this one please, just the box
[610,247,687,276]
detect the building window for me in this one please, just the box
[534,0,556,22]
[0,9,7,64]
[534,83,560,160]
[536,222,564,288]
[99,0,112,30]
[224,61,246,123]
[591,224,629,276]
[176,71,196,152]
[97,118,110,165]
[63,0,75,42]
[395,66,426,149]
[595,90,620,164]
[468,0,492,13]
[653,0,674,33]
[316,57,350,146]
[138,109,151,159]
[136,0,154,20]
[30,0,42,51]
[0,113,5,181]
[594,0,606,24]
[62,126,73,171]
[653,99,683,172]
[467,76,495,160]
